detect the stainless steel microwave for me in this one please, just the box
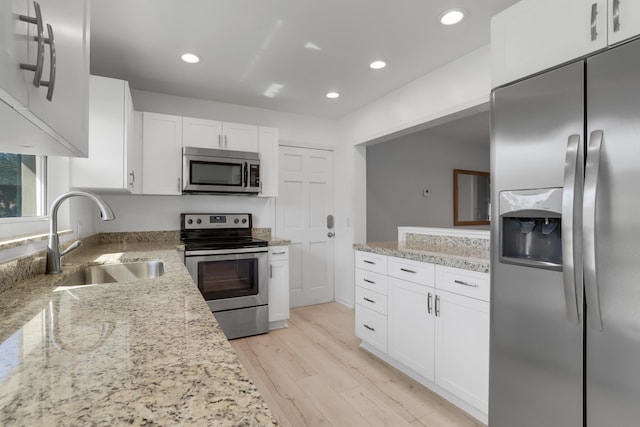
[182,147,260,195]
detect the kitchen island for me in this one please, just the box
[0,240,276,426]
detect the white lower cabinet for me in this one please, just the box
[354,250,490,423]
[268,246,289,329]
[388,277,435,381]
[434,288,490,413]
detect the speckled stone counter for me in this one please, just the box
[0,241,276,426]
[267,237,291,246]
[354,237,490,273]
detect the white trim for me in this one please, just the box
[279,140,336,151]
[397,226,490,242]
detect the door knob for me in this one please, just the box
[327,232,335,238]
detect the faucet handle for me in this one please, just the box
[61,240,82,257]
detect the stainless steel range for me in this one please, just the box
[181,213,268,339]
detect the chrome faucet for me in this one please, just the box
[46,191,115,274]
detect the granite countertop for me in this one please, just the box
[354,240,490,273]
[267,237,291,246]
[0,241,276,426]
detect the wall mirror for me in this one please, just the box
[453,169,490,226]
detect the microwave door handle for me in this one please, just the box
[244,162,248,188]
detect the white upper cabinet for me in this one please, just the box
[0,0,89,156]
[182,117,258,152]
[182,117,223,149]
[492,0,640,87]
[222,122,258,152]
[608,0,640,44]
[258,126,278,197]
[71,75,137,193]
[142,112,183,195]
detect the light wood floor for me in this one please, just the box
[231,302,485,427]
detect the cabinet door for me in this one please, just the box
[0,0,29,107]
[27,0,90,155]
[435,290,489,414]
[222,121,258,152]
[182,117,222,149]
[142,112,183,195]
[608,0,640,45]
[71,75,128,190]
[269,258,289,324]
[130,111,143,194]
[388,277,435,381]
[492,0,607,87]
[258,126,278,197]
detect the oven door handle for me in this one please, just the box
[184,247,269,257]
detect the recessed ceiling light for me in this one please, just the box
[369,60,388,70]
[181,53,200,64]
[439,9,466,26]
[326,91,340,99]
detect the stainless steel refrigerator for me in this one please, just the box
[490,37,640,427]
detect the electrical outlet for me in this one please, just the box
[423,188,430,197]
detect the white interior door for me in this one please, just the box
[276,146,334,307]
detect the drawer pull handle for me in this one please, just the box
[272,251,286,255]
[427,292,433,314]
[363,260,375,264]
[363,297,375,304]
[400,268,417,274]
[454,279,478,288]
[363,279,375,284]
[435,295,441,317]
[363,324,376,332]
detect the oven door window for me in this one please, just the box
[197,258,258,299]
[190,161,243,187]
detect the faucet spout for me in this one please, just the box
[46,191,116,274]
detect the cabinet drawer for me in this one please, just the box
[355,305,388,353]
[435,265,490,302]
[388,257,435,286]
[355,269,388,295]
[355,251,388,275]
[356,286,388,316]
[269,246,289,261]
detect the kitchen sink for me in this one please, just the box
[60,261,165,286]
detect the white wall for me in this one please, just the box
[334,45,492,307]
[366,129,490,242]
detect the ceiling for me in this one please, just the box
[90,0,519,119]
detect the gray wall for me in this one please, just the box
[366,114,490,241]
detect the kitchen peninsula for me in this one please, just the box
[0,235,276,426]
[353,227,490,423]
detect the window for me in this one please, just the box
[0,153,46,219]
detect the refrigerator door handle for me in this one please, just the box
[584,129,604,331]
[562,134,583,324]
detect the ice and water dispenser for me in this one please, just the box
[499,188,563,270]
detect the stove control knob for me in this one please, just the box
[234,219,240,224]
[242,219,247,224]
[196,219,202,225]
[187,219,193,225]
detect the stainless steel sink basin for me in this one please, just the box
[61,261,165,286]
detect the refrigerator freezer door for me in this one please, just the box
[490,61,584,427]
[586,37,640,427]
